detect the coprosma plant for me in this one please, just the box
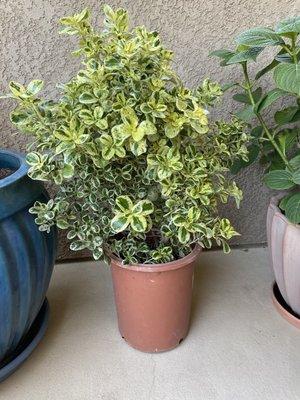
[3,5,249,263]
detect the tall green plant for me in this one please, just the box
[3,6,249,263]
[212,17,300,223]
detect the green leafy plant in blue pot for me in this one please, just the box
[211,17,300,321]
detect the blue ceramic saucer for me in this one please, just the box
[0,299,49,382]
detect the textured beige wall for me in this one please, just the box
[0,0,299,259]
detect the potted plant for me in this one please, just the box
[212,17,300,327]
[0,149,57,381]
[5,5,249,352]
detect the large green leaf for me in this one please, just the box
[256,88,287,113]
[275,53,293,63]
[290,154,300,170]
[233,87,262,104]
[292,169,300,184]
[263,169,295,189]
[273,63,300,96]
[210,49,236,66]
[276,128,298,154]
[268,152,286,171]
[236,27,284,47]
[285,193,300,224]
[226,47,262,64]
[210,49,235,59]
[233,92,250,104]
[290,109,300,123]
[274,106,298,125]
[279,193,294,211]
[235,105,256,122]
[275,17,300,35]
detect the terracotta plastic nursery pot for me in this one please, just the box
[110,245,202,353]
[267,196,300,325]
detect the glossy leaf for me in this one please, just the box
[292,169,300,184]
[235,105,256,122]
[131,215,147,232]
[79,93,98,104]
[263,169,294,189]
[132,200,154,215]
[178,226,190,244]
[279,193,294,211]
[226,47,262,64]
[273,64,300,96]
[274,106,298,125]
[290,154,300,170]
[275,17,300,34]
[233,87,262,104]
[256,88,287,113]
[111,215,130,233]
[115,196,133,212]
[236,27,284,47]
[27,80,44,95]
[285,193,300,224]
[62,164,74,178]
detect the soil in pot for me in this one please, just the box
[0,168,16,179]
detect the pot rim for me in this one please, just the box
[109,244,202,272]
[269,194,300,229]
[0,149,28,190]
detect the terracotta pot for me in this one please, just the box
[267,196,300,316]
[110,245,202,353]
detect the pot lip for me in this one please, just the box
[269,194,300,229]
[109,244,202,272]
[0,149,28,190]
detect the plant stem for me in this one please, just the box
[242,63,292,171]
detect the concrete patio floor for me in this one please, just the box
[0,247,299,400]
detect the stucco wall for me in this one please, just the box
[0,0,298,259]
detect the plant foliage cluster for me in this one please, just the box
[212,17,300,223]
[5,6,249,263]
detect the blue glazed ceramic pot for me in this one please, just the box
[0,149,57,362]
